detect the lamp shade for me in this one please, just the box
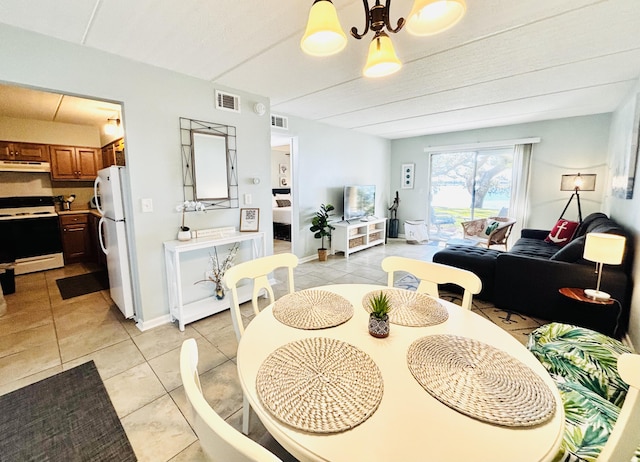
[300,0,347,57]
[560,173,596,191]
[405,0,467,36]
[363,32,402,78]
[583,233,626,265]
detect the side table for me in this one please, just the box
[558,287,620,338]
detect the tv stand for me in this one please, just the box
[332,218,386,259]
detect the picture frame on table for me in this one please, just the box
[240,208,260,232]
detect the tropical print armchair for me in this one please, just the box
[527,323,639,462]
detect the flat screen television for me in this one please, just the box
[343,185,375,220]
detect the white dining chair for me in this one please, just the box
[223,252,298,434]
[179,339,283,462]
[596,353,640,462]
[381,256,482,310]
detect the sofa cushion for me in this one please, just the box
[545,219,579,247]
[574,213,609,238]
[550,236,586,263]
[509,238,559,259]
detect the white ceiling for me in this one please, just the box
[0,0,638,139]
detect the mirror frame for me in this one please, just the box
[180,117,238,209]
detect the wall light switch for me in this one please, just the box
[244,193,252,205]
[141,198,153,212]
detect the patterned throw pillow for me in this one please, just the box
[276,199,291,207]
[545,219,579,247]
[482,219,501,236]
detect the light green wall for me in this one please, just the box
[0,24,272,325]
[606,78,640,348]
[390,114,612,232]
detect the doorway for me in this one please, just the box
[271,136,293,254]
[428,147,514,241]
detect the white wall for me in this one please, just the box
[606,78,640,349]
[281,115,391,258]
[0,24,272,325]
[390,114,612,232]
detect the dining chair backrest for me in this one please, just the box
[179,339,283,462]
[596,353,640,462]
[223,253,298,341]
[381,256,482,310]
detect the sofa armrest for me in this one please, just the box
[494,253,630,336]
[520,228,550,240]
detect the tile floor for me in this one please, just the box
[0,238,548,461]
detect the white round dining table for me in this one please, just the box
[236,284,564,462]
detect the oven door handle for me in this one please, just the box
[98,217,109,255]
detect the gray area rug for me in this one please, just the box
[56,270,109,300]
[0,361,137,462]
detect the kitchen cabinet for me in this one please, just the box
[50,145,101,180]
[60,213,91,263]
[102,138,125,167]
[0,141,49,161]
[88,212,106,268]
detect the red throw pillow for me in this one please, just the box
[545,219,579,247]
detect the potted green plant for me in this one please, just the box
[368,291,390,338]
[310,203,335,261]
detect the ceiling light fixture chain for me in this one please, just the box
[350,0,405,40]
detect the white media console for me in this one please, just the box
[331,218,386,259]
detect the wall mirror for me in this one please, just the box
[180,117,238,209]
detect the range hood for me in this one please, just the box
[0,160,51,172]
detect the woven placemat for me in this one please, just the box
[256,337,384,433]
[362,289,448,326]
[407,335,556,427]
[272,289,353,329]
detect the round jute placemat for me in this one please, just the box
[256,337,384,433]
[272,289,353,329]
[407,335,556,427]
[362,288,448,327]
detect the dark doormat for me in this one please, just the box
[56,270,109,300]
[0,361,137,461]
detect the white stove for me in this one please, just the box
[0,196,64,275]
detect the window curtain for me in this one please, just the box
[509,143,533,241]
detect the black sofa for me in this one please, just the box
[433,213,634,337]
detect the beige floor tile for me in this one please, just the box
[148,337,227,392]
[0,325,60,386]
[0,364,63,396]
[168,441,207,461]
[62,338,146,381]
[132,323,202,360]
[57,315,130,362]
[190,309,234,338]
[122,394,196,462]
[0,307,53,336]
[104,362,167,418]
[204,324,238,360]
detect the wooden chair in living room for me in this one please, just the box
[381,256,482,310]
[461,216,516,250]
[222,252,298,435]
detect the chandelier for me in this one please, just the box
[301,0,466,78]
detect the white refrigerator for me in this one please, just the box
[94,166,135,318]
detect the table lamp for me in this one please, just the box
[582,232,626,300]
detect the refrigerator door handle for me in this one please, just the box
[94,175,105,216]
[98,217,109,255]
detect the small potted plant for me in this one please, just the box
[368,291,391,338]
[176,201,205,241]
[310,203,335,261]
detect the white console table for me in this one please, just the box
[332,218,386,259]
[164,231,266,331]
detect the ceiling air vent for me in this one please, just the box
[271,114,289,130]
[215,90,240,113]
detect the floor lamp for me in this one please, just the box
[559,173,596,222]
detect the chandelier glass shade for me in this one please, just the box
[405,0,467,36]
[363,31,402,78]
[300,0,348,57]
[301,0,466,77]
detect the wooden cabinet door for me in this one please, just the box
[102,145,114,168]
[76,147,100,179]
[50,146,77,179]
[60,215,89,263]
[0,141,13,160]
[15,143,49,161]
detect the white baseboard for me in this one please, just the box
[135,314,172,332]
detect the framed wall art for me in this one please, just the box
[401,163,415,189]
[611,93,640,200]
[240,208,260,232]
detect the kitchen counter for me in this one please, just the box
[58,209,101,218]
